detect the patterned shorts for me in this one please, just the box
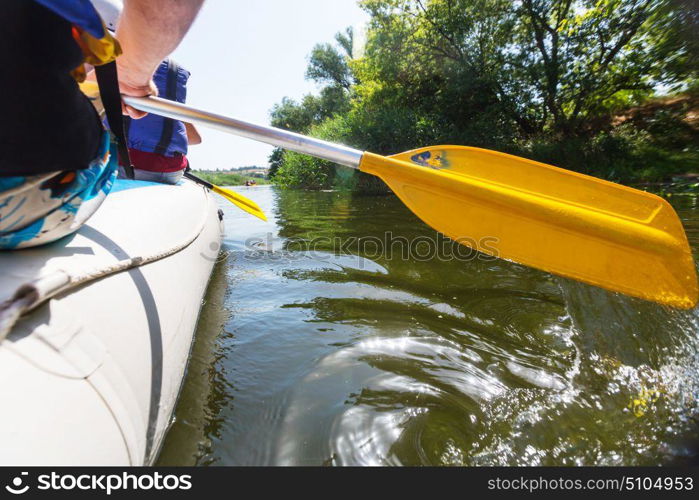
[0,131,118,250]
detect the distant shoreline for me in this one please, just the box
[190,170,271,186]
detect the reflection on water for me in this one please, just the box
[158,187,699,466]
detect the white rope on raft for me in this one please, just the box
[0,189,210,342]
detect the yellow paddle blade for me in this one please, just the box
[211,185,267,221]
[359,146,698,309]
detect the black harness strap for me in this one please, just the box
[124,115,132,143]
[95,61,135,179]
[154,59,180,156]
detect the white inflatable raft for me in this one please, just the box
[0,179,223,465]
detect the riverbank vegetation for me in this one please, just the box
[269,0,698,192]
[190,170,270,186]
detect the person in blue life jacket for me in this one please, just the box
[93,0,202,185]
[0,0,204,249]
[119,58,202,184]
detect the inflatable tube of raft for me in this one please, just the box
[0,179,223,465]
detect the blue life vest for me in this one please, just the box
[126,59,190,157]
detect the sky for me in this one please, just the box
[171,0,369,170]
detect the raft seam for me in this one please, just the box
[0,185,210,341]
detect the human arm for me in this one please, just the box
[184,122,202,145]
[116,0,204,118]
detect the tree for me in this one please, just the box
[358,0,695,137]
[306,28,357,90]
[516,0,659,134]
[645,0,699,88]
[269,29,358,179]
[270,0,698,189]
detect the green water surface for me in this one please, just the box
[157,186,699,466]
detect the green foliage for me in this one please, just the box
[269,32,355,183]
[267,147,284,179]
[269,86,351,133]
[525,126,697,183]
[272,152,332,190]
[644,0,699,90]
[273,112,392,192]
[306,28,356,90]
[270,0,698,191]
[191,170,270,186]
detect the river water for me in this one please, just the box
[157,185,699,466]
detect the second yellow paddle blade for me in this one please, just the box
[359,146,698,309]
[212,185,267,221]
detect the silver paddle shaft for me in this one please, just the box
[123,95,363,169]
